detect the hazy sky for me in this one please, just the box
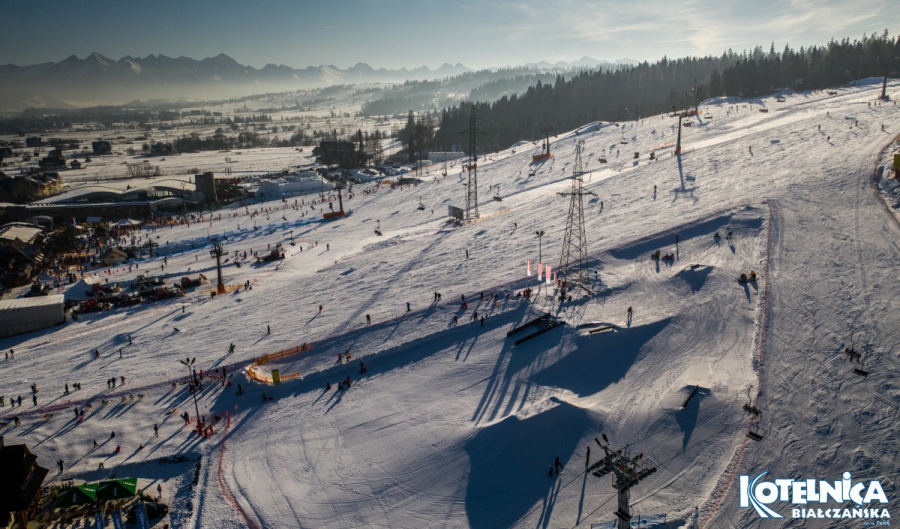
[2,0,898,69]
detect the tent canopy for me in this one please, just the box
[53,483,97,508]
[95,478,138,500]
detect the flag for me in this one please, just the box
[546,265,552,284]
[537,262,543,281]
[527,259,532,276]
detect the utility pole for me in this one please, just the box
[557,141,595,294]
[592,434,658,529]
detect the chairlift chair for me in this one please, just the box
[746,412,765,442]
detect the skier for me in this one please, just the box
[267,325,271,334]
[465,250,469,259]
[95,349,101,359]
[337,353,343,365]
[157,483,163,499]
[586,446,591,467]
[406,302,411,312]
[154,424,159,438]
[319,305,323,314]
[627,306,633,319]
[57,459,64,473]
[345,351,351,362]
[229,343,235,354]
[554,456,562,474]
[548,465,554,477]
[65,383,69,395]
[366,314,371,325]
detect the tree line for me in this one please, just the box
[403,32,899,155]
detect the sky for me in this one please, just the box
[1,0,899,70]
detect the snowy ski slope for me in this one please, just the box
[2,79,900,528]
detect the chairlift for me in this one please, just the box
[746,413,765,442]
[417,196,426,210]
[493,185,502,202]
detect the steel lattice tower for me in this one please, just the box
[466,107,480,220]
[558,141,595,290]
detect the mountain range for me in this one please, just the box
[0,53,472,111]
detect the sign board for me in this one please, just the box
[94,512,105,529]
[272,369,281,385]
[448,205,464,221]
[134,503,149,529]
[111,509,124,529]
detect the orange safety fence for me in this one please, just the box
[245,342,313,384]
[255,342,313,365]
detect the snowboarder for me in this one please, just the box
[346,351,351,362]
[726,231,733,240]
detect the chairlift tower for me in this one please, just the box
[557,141,595,292]
[592,434,658,529]
[670,108,692,156]
[209,237,227,294]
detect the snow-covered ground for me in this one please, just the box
[2,79,900,528]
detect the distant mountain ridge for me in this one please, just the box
[0,53,472,110]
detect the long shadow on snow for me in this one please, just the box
[673,266,714,293]
[464,398,597,529]
[529,318,671,397]
[675,385,711,450]
[607,215,736,261]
